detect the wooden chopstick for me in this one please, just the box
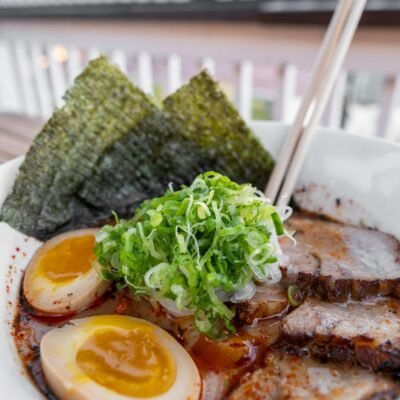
[265,0,366,206]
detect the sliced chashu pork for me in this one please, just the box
[235,212,400,324]
[281,297,400,372]
[228,351,399,400]
[281,215,400,301]
[236,285,289,324]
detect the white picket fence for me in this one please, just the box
[0,20,399,141]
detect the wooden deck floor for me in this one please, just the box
[0,114,43,163]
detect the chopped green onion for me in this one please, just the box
[95,172,290,338]
[288,285,302,307]
[150,212,163,227]
[271,212,284,235]
[197,205,207,220]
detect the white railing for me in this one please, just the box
[0,20,399,141]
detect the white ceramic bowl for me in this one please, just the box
[1,121,400,399]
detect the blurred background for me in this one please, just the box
[0,0,400,162]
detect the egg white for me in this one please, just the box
[23,229,110,315]
[40,315,201,400]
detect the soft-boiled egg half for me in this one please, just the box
[23,229,110,315]
[41,315,201,400]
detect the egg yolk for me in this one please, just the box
[76,327,176,398]
[37,235,95,284]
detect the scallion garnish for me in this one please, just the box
[95,172,289,338]
[271,211,285,236]
[288,285,303,307]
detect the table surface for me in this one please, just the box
[0,114,43,163]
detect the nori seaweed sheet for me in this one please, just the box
[1,57,157,239]
[78,110,211,218]
[163,71,274,190]
[0,59,274,240]
[78,70,274,227]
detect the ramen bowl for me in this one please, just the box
[1,121,400,399]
